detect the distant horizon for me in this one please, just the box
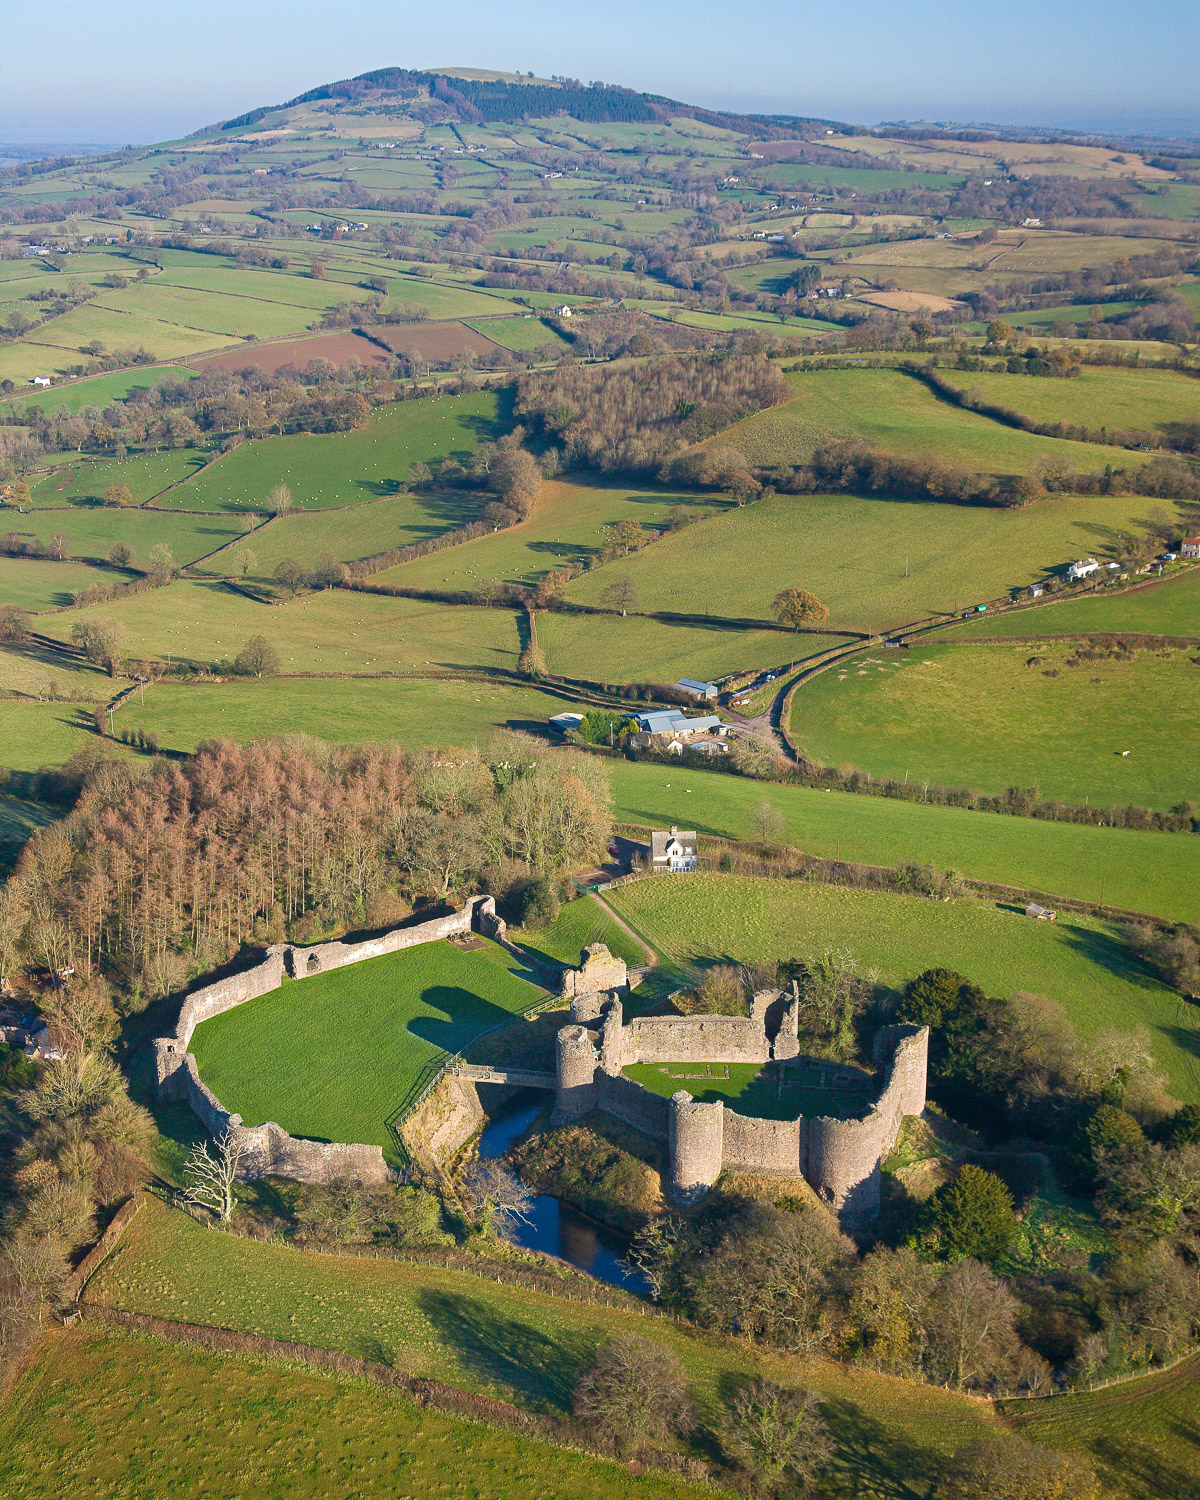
[3,0,1197,145]
[2,98,1198,152]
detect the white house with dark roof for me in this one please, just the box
[650,826,698,872]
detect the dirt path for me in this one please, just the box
[589,891,657,970]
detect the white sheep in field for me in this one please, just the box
[1120,750,1130,757]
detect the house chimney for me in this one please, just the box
[670,825,677,835]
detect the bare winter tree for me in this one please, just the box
[460,1158,532,1240]
[182,1130,245,1222]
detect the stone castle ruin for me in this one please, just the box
[152,897,925,1220]
[553,946,928,1221]
[153,895,507,1187]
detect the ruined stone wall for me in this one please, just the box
[722,1111,806,1177]
[154,947,287,1086]
[152,899,502,1187]
[287,897,493,978]
[669,1094,724,1203]
[595,1070,670,1139]
[560,943,629,1000]
[552,1009,927,1217]
[806,1026,928,1220]
[160,1054,391,1187]
[625,1015,771,1065]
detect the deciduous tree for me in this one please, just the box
[772,588,829,629]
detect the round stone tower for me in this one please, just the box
[555,1024,599,1119]
[669,1092,724,1203]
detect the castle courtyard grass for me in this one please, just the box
[608,875,1200,1104]
[623,1059,874,1120]
[189,938,546,1158]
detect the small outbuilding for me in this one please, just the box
[1026,903,1057,921]
[675,678,719,700]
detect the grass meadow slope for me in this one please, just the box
[607,875,1200,1103]
[605,760,1200,923]
[790,640,1200,809]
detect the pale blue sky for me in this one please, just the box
[3,0,1197,144]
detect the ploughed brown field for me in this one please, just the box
[191,331,392,374]
[364,322,505,359]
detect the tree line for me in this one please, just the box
[0,734,610,1007]
[517,352,790,475]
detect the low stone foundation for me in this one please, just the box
[152,896,504,1186]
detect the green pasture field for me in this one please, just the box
[511,894,649,970]
[38,580,525,675]
[562,489,1185,634]
[190,939,545,1155]
[937,365,1200,434]
[374,478,698,590]
[160,391,504,512]
[0,794,59,870]
[0,556,127,612]
[154,263,377,310]
[718,369,1154,475]
[0,639,126,701]
[20,506,251,568]
[1132,181,1200,218]
[20,303,229,360]
[649,306,834,334]
[28,448,209,507]
[116,675,584,753]
[2,365,197,413]
[0,1328,720,1500]
[378,277,509,319]
[624,1059,874,1120]
[464,315,570,351]
[539,612,828,685]
[205,491,484,576]
[609,875,1200,1103]
[791,641,1200,809]
[939,569,1200,640]
[0,700,115,771]
[95,282,320,339]
[1003,1352,1200,1500]
[83,1197,999,1489]
[603,758,1200,923]
[968,301,1139,331]
[989,234,1173,272]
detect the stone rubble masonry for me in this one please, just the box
[670,1094,725,1204]
[152,897,501,1189]
[552,985,928,1221]
[560,943,629,1001]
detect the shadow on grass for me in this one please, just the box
[416,1287,592,1411]
[1091,1431,1200,1500]
[713,1367,940,1500]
